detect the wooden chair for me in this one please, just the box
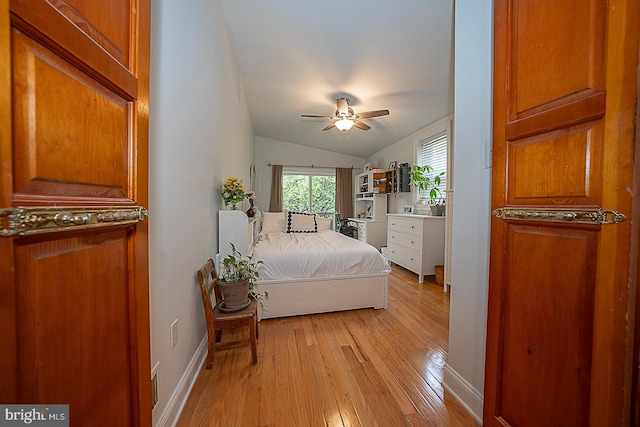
[197,259,258,368]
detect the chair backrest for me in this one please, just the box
[197,259,222,330]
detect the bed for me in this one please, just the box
[251,211,390,319]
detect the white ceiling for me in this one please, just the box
[220,1,454,158]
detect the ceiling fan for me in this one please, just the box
[301,97,389,132]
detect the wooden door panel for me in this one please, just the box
[498,224,596,426]
[61,0,133,66]
[508,121,602,205]
[12,30,130,203]
[10,0,138,98]
[15,230,133,425]
[1,0,151,424]
[512,0,605,115]
[12,0,134,68]
[486,0,638,426]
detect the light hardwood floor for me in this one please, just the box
[177,265,480,426]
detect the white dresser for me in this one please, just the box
[386,214,445,284]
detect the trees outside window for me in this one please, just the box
[282,171,335,215]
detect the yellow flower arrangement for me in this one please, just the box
[222,176,246,208]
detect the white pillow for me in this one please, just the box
[261,212,286,233]
[287,212,317,233]
[316,217,333,231]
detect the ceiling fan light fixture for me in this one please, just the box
[335,118,354,132]
[301,98,389,132]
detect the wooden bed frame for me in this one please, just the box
[218,210,389,320]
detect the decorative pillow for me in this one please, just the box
[316,216,333,231]
[287,212,317,233]
[261,212,287,233]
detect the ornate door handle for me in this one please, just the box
[492,208,626,225]
[0,206,149,237]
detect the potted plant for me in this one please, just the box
[219,243,267,310]
[410,165,445,216]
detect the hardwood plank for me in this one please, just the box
[176,266,480,426]
[314,313,377,426]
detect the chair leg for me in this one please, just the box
[206,340,215,369]
[249,315,258,364]
[255,316,259,340]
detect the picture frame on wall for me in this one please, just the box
[363,163,371,172]
[388,161,397,170]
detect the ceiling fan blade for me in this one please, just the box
[336,97,350,115]
[322,123,336,131]
[301,114,334,119]
[357,109,389,119]
[353,121,371,131]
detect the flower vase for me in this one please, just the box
[246,199,255,217]
[229,203,237,210]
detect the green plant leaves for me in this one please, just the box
[220,242,267,306]
[410,165,445,204]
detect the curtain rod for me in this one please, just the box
[267,162,360,170]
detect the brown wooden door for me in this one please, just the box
[485,0,639,426]
[0,1,152,426]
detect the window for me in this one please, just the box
[415,118,450,201]
[282,169,335,215]
[417,131,447,192]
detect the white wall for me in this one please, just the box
[254,136,366,212]
[442,0,493,423]
[148,0,254,424]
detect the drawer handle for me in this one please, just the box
[411,226,415,229]
[410,241,414,244]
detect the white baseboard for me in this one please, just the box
[442,363,484,424]
[154,336,207,427]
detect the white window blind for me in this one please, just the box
[417,130,447,197]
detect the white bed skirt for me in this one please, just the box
[256,272,389,320]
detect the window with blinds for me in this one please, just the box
[417,130,447,198]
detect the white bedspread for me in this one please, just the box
[253,230,391,281]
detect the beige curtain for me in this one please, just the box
[335,167,353,219]
[268,164,283,212]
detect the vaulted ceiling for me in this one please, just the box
[220,1,454,158]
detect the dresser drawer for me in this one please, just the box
[388,230,421,250]
[387,243,420,270]
[388,217,422,235]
